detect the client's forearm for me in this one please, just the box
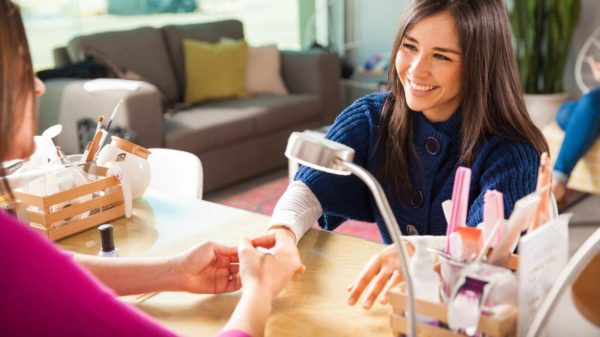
[222,290,272,337]
[73,254,178,296]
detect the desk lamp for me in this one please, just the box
[285,132,417,337]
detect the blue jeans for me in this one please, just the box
[553,86,600,183]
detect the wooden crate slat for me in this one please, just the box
[97,166,109,177]
[45,176,119,206]
[48,204,125,241]
[30,225,51,239]
[109,200,125,208]
[45,189,123,224]
[390,313,459,337]
[389,288,447,322]
[389,288,517,336]
[26,210,47,227]
[13,190,46,208]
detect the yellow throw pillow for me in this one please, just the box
[183,39,249,104]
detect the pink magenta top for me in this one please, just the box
[0,211,249,337]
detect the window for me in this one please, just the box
[20,0,302,70]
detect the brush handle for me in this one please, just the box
[528,152,552,232]
[85,130,106,162]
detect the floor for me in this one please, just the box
[205,167,600,256]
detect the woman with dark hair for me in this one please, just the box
[256,0,549,310]
[0,1,302,336]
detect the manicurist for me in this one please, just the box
[0,1,303,336]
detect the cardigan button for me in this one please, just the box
[425,137,441,156]
[406,224,420,236]
[411,190,424,209]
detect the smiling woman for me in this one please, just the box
[396,13,463,122]
[262,0,551,312]
[378,0,549,201]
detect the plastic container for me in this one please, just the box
[410,241,441,303]
[97,137,152,200]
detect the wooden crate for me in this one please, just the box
[13,166,126,241]
[390,255,519,337]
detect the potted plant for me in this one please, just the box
[509,0,581,128]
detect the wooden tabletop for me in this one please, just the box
[58,189,393,337]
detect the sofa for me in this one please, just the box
[39,19,342,193]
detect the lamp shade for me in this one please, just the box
[285,132,354,176]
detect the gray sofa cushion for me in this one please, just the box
[164,94,322,153]
[162,20,244,100]
[67,27,180,103]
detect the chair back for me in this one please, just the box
[148,148,203,199]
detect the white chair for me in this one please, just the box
[575,25,600,94]
[527,228,600,336]
[147,148,203,200]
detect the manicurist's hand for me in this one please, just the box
[346,241,415,310]
[251,226,306,274]
[173,241,242,294]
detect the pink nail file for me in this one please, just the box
[445,167,472,254]
[483,190,504,248]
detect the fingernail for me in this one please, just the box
[363,300,372,309]
[379,295,388,303]
[347,297,356,306]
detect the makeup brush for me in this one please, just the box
[105,99,123,134]
[95,116,104,134]
[56,146,70,164]
[80,142,92,163]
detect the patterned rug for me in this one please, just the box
[217,177,383,243]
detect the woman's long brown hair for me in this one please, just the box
[378,0,548,201]
[0,1,36,201]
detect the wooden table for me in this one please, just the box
[58,189,393,337]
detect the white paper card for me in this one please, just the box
[83,79,144,93]
[517,213,571,337]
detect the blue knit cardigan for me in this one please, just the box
[295,92,540,244]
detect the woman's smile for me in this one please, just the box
[406,77,440,97]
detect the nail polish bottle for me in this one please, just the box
[98,224,119,257]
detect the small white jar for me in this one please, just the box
[97,137,152,200]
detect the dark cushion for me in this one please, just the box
[67,27,180,103]
[164,94,323,153]
[162,20,244,100]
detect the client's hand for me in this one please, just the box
[237,235,301,301]
[252,226,306,274]
[346,241,415,310]
[220,236,303,336]
[174,241,242,294]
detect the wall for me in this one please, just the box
[336,0,410,105]
[563,0,600,98]
[330,0,598,106]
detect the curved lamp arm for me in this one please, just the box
[339,160,417,337]
[526,228,600,337]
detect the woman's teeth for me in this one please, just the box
[409,81,437,91]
